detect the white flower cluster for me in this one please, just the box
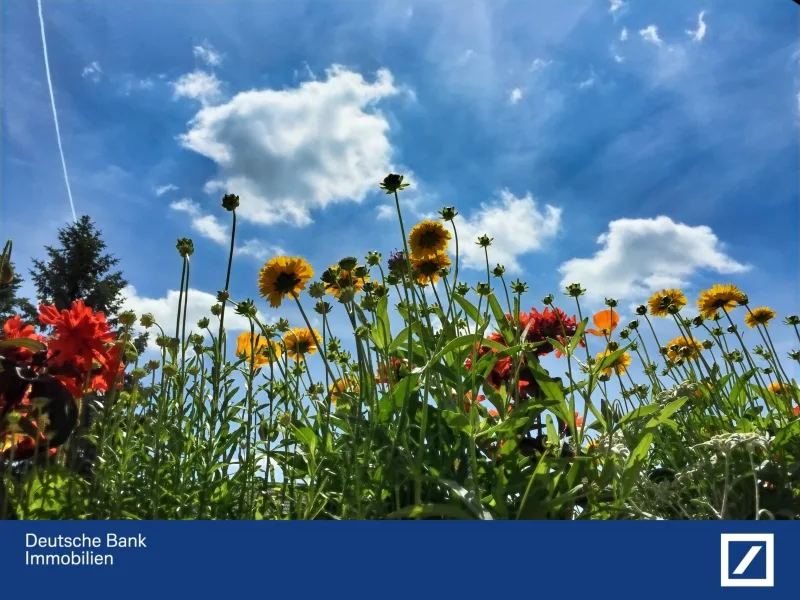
[594,430,630,462]
[654,381,699,407]
[695,432,772,456]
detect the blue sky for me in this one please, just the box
[1,0,798,371]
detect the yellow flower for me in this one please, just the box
[665,335,704,362]
[325,265,368,298]
[258,257,314,308]
[586,439,600,452]
[766,381,791,395]
[283,327,321,361]
[408,220,451,259]
[647,288,687,317]
[595,349,632,376]
[330,377,359,403]
[235,332,281,367]
[744,307,777,329]
[411,251,451,285]
[696,284,746,320]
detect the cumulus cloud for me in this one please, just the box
[178,65,401,227]
[620,27,628,42]
[82,61,102,82]
[509,88,524,104]
[170,198,229,244]
[530,58,551,72]
[193,40,223,67]
[558,216,748,300]
[155,183,178,196]
[686,11,708,42]
[235,239,284,262]
[172,70,223,105]
[121,285,261,349]
[609,0,624,14]
[457,190,561,272]
[639,25,664,47]
[169,198,283,261]
[578,68,597,89]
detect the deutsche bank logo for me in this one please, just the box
[720,534,774,587]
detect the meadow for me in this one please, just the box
[1,174,798,520]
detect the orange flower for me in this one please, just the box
[793,406,799,416]
[586,309,619,337]
[488,409,499,417]
[38,300,115,369]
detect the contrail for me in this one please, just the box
[37,0,77,222]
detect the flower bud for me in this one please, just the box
[476,234,493,248]
[221,193,239,211]
[197,317,210,329]
[438,206,458,221]
[380,173,409,193]
[492,264,505,278]
[366,251,382,266]
[176,238,194,257]
[210,304,223,316]
[635,305,647,316]
[118,310,137,327]
[140,313,155,328]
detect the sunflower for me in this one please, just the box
[324,265,368,298]
[595,349,632,376]
[766,381,791,395]
[235,332,281,367]
[330,377,360,403]
[258,257,314,308]
[744,307,777,329]
[647,288,687,317]
[665,335,704,362]
[412,251,451,285]
[283,327,321,361]
[696,284,746,320]
[408,220,451,259]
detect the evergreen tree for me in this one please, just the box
[0,261,37,324]
[29,215,127,324]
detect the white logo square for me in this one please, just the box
[720,533,774,587]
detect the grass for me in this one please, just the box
[1,178,799,520]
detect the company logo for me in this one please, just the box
[720,534,774,587]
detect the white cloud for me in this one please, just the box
[169,198,229,245]
[457,49,475,65]
[639,25,664,47]
[509,87,523,104]
[578,68,597,89]
[178,65,401,227]
[620,27,628,42]
[82,61,102,82]
[686,11,708,43]
[613,54,625,64]
[169,199,284,261]
[609,0,625,14]
[234,239,284,262]
[155,184,178,196]
[530,58,551,72]
[558,216,748,300]
[457,190,561,272]
[121,285,260,348]
[376,204,395,220]
[193,40,223,67]
[172,70,223,105]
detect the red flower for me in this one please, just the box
[39,300,115,370]
[511,307,580,357]
[375,357,408,384]
[794,406,799,416]
[1,316,44,359]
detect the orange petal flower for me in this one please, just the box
[586,309,619,337]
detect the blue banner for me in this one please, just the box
[0,521,795,598]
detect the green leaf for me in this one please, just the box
[593,344,631,376]
[377,373,419,421]
[442,410,471,435]
[453,294,481,324]
[291,426,317,456]
[369,296,392,351]
[386,503,476,520]
[0,338,46,353]
[487,294,513,343]
[569,318,589,353]
[621,432,653,498]
[435,478,493,520]
[546,414,559,448]
[616,404,661,427]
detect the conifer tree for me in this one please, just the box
[0,261,37,324]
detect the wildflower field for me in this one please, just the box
[1,175,799,521]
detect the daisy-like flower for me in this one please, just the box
[744,307,777,329]
[38,300,115,369]
[586,309,619,336]
[595,349,632,376]
[696,284,747,320]
[283,327,321,361]
[412,251,451,285]
[330,377,359,403]
[665,335,704,362]
[647,288,687,317]
[324,265,368,299]
[258,257,314,308]
[408,220,451,259]
[235,332,281,368]
[766,381,791,395]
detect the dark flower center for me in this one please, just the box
[275,271,302,294]
[419,230,441,248]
